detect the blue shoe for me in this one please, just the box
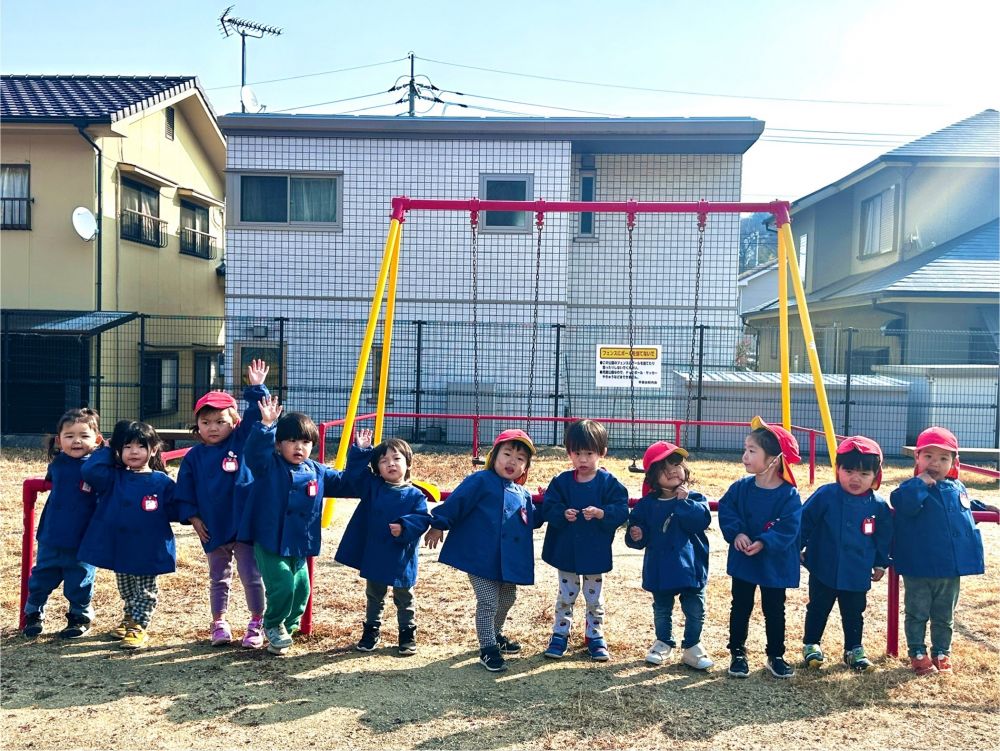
[543,633,569,659]
[587,636,610,662]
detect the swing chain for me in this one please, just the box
[685,214,707,443]
[626,212,638,460]
[527,211,544,427]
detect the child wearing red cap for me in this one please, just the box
[718,416,803,679]
[175,359,270,649]
[800,436,892,673]
[890,426,995,675]
[540,419,629,661]
[425,429,542,672]
[625,440,714,670]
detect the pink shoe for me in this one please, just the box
[242,617,265,649]
[211,619,233,646]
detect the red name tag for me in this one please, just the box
[862,517,875,535]
[221,455,239,473]
[763,519,777,532]
[142,495,159,512]
[307,480,318,497]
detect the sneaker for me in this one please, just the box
[728,652,750,678]
[242,617,265,649]
[112,617,134,639]
[587,636,610,662]
[932,653,953,674]
[22,612,44,638]
[479,645,507,672]
[59,614,91,639]
[681,643,714,671]
[803,643,825,669]
[911,652,937,676]
[544,633,569,659]
[356,623,381,652]
[398,626,417,656]
[645,640,673,665]
[495,633,522,655]
[767,655,795,679]
[210,619,233,646]
[121,623,149,650]
[264,623,293,652]
[844,646,875,673]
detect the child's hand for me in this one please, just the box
[581,506,605,520]
[189,516,210,544]
[388,522,402,537]
[564,508,579,522]
[675,485,689,500]
[734,533,753,552]
[871,567,886,582]
[258,396,282,426]
[744,540,764,556]
[629,525,643,542]
[356,428,373,449]
[917,471,936,486]
[247,359,269,386]
[424,528,444,549]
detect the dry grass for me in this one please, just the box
[1,445,998,750]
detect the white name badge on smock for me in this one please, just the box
[307,480,318,497]
[862,517,875,535]
[221,455,239,473]
[959,492,971,509]
[142,495,159,511]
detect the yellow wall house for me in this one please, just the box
[1,75,227,434]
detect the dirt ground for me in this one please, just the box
[1,447,998,750]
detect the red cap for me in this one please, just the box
[485,429,536,484]
[836,435,884,489]
[641,441,689,495]
[194,391,238,415]
[750,416,801,487]
[914,426,960,480]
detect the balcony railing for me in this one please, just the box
[120,208,167,248]
[1,197,31,230]
[179,227,218,259]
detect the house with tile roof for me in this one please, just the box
[1,75,227,433]
[744,109,999,370]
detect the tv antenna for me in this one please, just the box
[218,5,282,112]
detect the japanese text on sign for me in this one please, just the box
[595,345,661,388]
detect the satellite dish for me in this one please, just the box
[71,207,98,241]
[240,85,265,113]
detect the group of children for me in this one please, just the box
[23,373,994,678]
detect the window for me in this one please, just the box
[121,179,166,247]
[1,164,31,229]
[193,351,221,398]
[179,201,215,259]
[236,342,286,394]
[579,168,596,237]
[239,174,340,225]
[479,174,532,231]
[859,186,896,258]
[798,233,808,282]
[141,353,179,416]
[165,107,175,141]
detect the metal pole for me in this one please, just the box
[844,328,855,436]
[695,324,705,450]
[277,317,286,404]
[413,320,424,440]
[408,52,416,117]
[994,366,1000,452]
[137,315,146,421]
[552,323,563,446]
[240,33,247,112]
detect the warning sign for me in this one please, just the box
[596,344,661,388]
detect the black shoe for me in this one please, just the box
[59,614,91,639]
[767,655,795,679]
[495,633,522,654]
[22,612,44,638]
[480,646,508,672]
[356,623,381,652]
[728,652,750,678]
[398,626,417,656]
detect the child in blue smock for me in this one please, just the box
[239,396,345,655]
[890,426,995,676]
[626,440,714,670]
[175,358,269,649]
[78,420,178,650]
[425,429,541,673]
[335,428,432,656]
[800,436,892,673]
[23,408,103,639]
[540,419,628,661]
[718,416,803,680]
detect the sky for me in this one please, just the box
[3,0,998,202]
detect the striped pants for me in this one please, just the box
[468,574,517,649]
[116,573,159,628]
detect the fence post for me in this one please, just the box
[413,320,425,440]
[551,323,563,446]
[843,327,855,436]
[994,367,1000,452]
[1,311,8,432]
[277,317,286,403]
[695,324,706,450]
[137,314,147,421]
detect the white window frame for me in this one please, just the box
[479,173,533,233]
[231,172,343,230]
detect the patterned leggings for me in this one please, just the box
[468,574,517,650]
[552,570,605,639]
[116,573,159,628]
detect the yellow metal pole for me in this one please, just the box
[335,218,400,469]
[374,222,402,444]
[777,225,791,429]
[781,222,839,466]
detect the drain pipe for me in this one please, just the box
[76,124,103,311]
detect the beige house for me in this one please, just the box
[1,75,226,433]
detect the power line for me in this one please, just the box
[205,57,408,91]
[273,90,395,114]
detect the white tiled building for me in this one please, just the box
[217,115,763,442]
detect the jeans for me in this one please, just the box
[652,587,706,648]
[25,543,96,621]
[903,575,961,657]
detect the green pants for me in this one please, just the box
[254,544,310,631]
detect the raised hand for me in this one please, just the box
[247,359,269,386]
[258,395,283,426]
[356,428,374,449]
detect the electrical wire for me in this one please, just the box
[273,91,396,113]
[206,57,407,90]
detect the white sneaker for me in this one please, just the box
[682,643,714,670]
[645,640,673,665]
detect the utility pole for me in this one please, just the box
[407,52,416,116]
[218,6,282,112]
